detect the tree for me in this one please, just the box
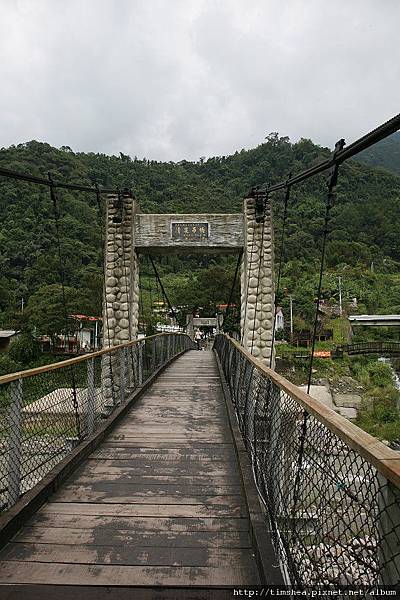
[26,284,83,341]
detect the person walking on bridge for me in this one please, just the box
[194,328,202,350]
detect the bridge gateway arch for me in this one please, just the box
[103,191,275,363]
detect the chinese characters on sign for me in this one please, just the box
[171,222,209,241]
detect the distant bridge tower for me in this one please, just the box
[103,192,274,364]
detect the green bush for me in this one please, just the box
[8,333,41,366]
[356,386,400,442]
[0,354,22,377]
[368,362,394,387]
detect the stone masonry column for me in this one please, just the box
[240,197,274,366]
[103,192,140,347]
[102,192,139,404]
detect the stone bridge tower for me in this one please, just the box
[103,192,274,365]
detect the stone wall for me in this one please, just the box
[240,197,274,366]
[103,193,139,347]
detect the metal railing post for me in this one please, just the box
[151,337,156,373]
[378,475,400,584]
[119,348,126,405]
[138,341,143,385]
[86,358,95,437]
[6,378,23,507]
[167,334,171,361]
[159,336,164,367]
[132,343,138,388]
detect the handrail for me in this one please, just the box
[224,334,400,488]
[0,333,189,385]
[0,332,195,511]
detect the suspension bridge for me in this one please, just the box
[0,114,399,596]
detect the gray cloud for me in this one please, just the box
[0,0,399,161]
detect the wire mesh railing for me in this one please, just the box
[214,334,400,588]
[0,333,194,512]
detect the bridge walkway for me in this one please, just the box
[0,350,262,588]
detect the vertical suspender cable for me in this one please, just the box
[49,173,81,441]
[222,250,243,331]
[149,255,183,328]
[269,176,291,368]
[291,139,345,532]
[306,141,344,392]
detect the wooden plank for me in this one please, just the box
[16,527,252,548]
[0,561,259,586]
[42,502,246,518]
[51,488,243,504]
[64,472,242,487]
[0,543,256,568]
[74,462,238,477]
[90,450,237,462]
[90,448,237,460]
[0,350,261,587]
[101,440,233,448]
[28,514,251,532]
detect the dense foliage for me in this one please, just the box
[357,131,400,177]
[0,134,399,338]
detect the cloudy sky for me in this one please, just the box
[1,0,399,161]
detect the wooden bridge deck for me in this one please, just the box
[0,351,263,590]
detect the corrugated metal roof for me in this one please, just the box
[0,330,19,339]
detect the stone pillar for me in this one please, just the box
[103,192,139,347]
[102,192,139,405]
[186,313,194,340]
[240,197,274,365]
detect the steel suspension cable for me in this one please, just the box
[306,141,344,392]
[222,250,243,331]
[148,255,183,328]
[0,165,118,194]
[269,177,291,368]
[48,173,81,440]
[291,140,344,536]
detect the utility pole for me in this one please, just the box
[21,297,24,313]
[338,277,343,316]
[289,295,293,339]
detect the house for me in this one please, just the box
[71,315,102,351]
[275,306,284,330]
[0,330,20,352]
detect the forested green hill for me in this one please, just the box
[1,134,400,345]
[356,131,400,176]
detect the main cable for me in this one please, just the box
[0,165,118,194]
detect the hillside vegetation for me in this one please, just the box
[0,134,400,345]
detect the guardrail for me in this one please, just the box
[0,333,195,511]
[334,341,400,357]
[214,334,400,588]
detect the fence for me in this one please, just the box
[214,334,400,588]
[0,333,194,512]
[334,342,400,357]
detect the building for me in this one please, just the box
[71,315,102,351]
[0,330,20,352]
[275,307,284,331]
